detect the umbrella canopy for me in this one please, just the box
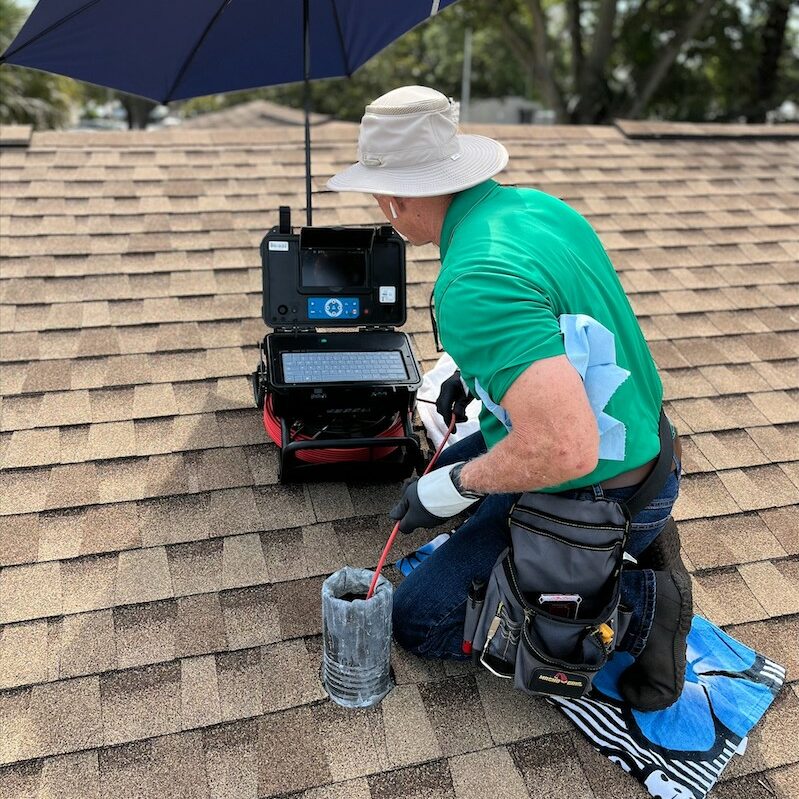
[1,0,458,103]
[1,0,461,224]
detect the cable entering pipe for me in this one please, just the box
[366,413,457,599]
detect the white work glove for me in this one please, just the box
[389,462,484,534]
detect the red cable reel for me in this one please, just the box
[262,395,404,464]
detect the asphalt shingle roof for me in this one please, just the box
[181,99,331,129]
[0,118,797,799]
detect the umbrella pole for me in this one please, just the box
[303,0,312,227]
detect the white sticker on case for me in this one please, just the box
[379,286,396,303]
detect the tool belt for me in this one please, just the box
[464,410,675,699]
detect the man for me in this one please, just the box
[327,85,691,711]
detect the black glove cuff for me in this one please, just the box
[450,462,485,500]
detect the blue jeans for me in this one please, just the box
[393,431,681,660]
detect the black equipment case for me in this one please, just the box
[253,207,423,483]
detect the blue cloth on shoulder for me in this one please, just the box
[471,314,630,460]
[551,616,785,798]
[559,314,630,462]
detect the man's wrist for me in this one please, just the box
[417,462,481,517]
[450,462,485,499]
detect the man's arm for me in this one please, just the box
[458,355,599,493]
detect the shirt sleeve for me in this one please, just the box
[437,269,566,405]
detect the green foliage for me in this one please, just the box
[2,0,797,128]
[0,0,78,127]
[615,0,796,121]
[181,1,528,122]
[185,0,796,125]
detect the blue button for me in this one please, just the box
[308,297,360,319]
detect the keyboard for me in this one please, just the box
[281,350,408,383]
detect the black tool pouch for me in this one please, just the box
[470,493,629,697]
[466,410,674,699]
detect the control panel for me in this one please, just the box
[261,223,407,329]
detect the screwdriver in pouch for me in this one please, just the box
[462,578,486,658]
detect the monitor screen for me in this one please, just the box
[300,248,367,289]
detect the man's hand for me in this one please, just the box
[389,462,482,534]
[436,369,474,429]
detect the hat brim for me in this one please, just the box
[326,134,509,197]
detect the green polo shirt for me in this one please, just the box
[434,179,663,492]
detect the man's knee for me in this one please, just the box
[391,579,426,654]
[392,578,470,660]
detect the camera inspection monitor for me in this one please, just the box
[253,208,423,482]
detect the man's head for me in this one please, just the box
[327,86,508,246]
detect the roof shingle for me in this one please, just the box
[1,119,796,797]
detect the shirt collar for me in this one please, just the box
[439,179,500,260]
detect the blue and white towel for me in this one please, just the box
[399,540,784,798]
[551,616,785,799]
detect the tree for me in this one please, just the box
[228,0,796,125]
[620,0,798,122]
[2,0,797,128]
[489,0,735,122]
[626,0,719,118]
[470,0,797,122]
[1,0,159,129]
[747,0,794,121]
[0,0,78,127]
[118,94,158,130]
[181,2,527,124]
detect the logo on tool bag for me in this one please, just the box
[531,668,588,698]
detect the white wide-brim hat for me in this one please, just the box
[327,85,508,197]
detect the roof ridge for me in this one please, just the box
[615,118,799,141]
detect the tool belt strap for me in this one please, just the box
[620,409,674,519]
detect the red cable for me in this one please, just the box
[263,393,458,600]
[263,395,403,463]
[366,414,457,600]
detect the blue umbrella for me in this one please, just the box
[1,0,460,222]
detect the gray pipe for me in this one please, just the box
[321,567,394,708]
